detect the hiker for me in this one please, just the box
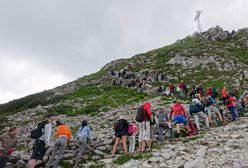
[0,127,18,168]
[221,86,228,102]
[74,120,92,167]
[189,85,197,98]
[196,85,204,98]
[190,95,210,131]
[157,109,173,143]
[226,96,238,121]
[28,114,54,168]
[136,102,152,152]
[148,111,157,150]
[179,80,186,98]
[244,95,248,107]
[169,100,191,136]
[128,122,138,153]
[204,96,223,124]
[211,86,218,99]
[47,121,72,168]
[206,87,213,97]
[112,116,129,157]
[167,83,175,96]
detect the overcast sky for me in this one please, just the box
[0,0,247,104]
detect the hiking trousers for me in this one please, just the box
[47,137,67,168]
[75,136,88,166]
[228,106,238,121]
[193,112,209,130]
[128,136,136,153]
[158,123,174,143]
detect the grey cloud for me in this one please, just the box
[0,0,247,103]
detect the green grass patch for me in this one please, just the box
[114,153,152,165]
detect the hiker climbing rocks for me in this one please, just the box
[221,86,228,102]
[204,96,223,125]
[190,95,210,131]
[112,116,129,157]
[136,102,152,152]
[47,121,72,168]
[157,109,173,143]
[74,120,92,167]
[226,95,238,121]
[29,114,54,168]
[170,100,191,137]
[0,127,18,168]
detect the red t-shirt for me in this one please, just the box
[170,103,187,119]
[226,97,235,108]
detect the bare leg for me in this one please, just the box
[28,159,36,168]
[122,136,128,154]
[111,138,120,156]
[176,124,180,134]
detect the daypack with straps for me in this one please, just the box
[189,103,204,114]
[127,124,134,136]
[31,120,49,139]
[204,97,215,107]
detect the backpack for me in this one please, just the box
[31,120,49,139]
[136,105,145,122]
[127,124,134,136]
[204,97,215,107]
[150,115,156,126]
[157,112,168,123]
[188,121,198,136]
[189,103,203,114]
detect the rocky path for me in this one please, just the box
[118,117,248,168]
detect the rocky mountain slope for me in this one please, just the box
[0,26,248,168]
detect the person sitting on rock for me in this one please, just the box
[112,116,129,157]
[0,127,18,168]
[47,121,72,168]
[157,109,173,143]
[169,100,191,137]
[74,120,92,167]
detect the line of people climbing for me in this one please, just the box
[0,88,248,168]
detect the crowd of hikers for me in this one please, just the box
[0,85,248,168]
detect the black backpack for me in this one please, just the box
[135,105,145,122]
[31,120,49,139]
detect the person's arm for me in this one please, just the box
[44,123,52,146]
[169,109,173,120]
[68,126,72,141]
[77,127,82,138]
[87,126,92,143]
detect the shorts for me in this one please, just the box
[30,140,46,160]
[115,132,127,138]
[138,121,150,142]
[173,115,187,124]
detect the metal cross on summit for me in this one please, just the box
[194,10,203,33]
